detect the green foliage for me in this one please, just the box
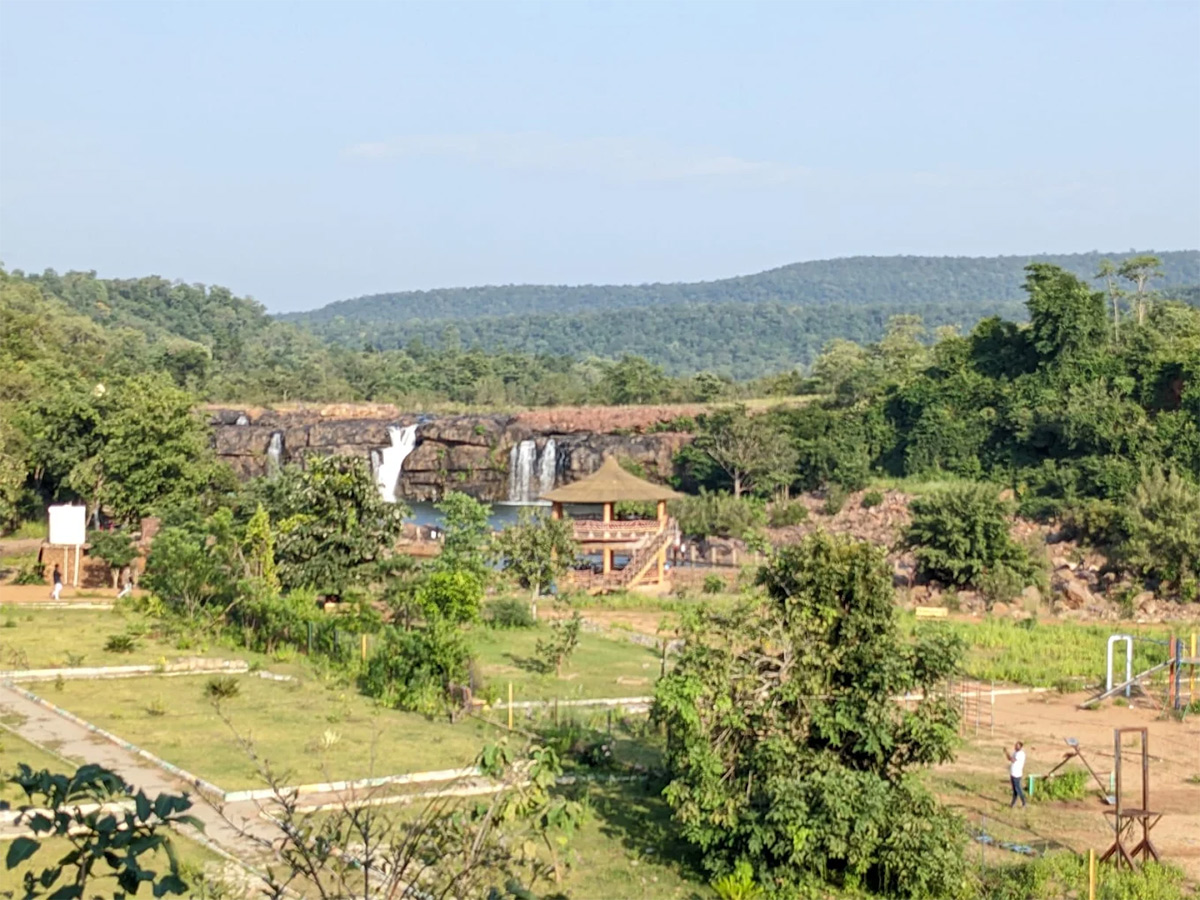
[701,574,724,595]
[5,763,201,900]
[979,852,1186,900]
[417,569,485,624]
[1033,769,1088,803]
[13,562,45,585]
[690,407,798,498]
[485,597,537,629]
[861,490,884,508]
[670,490,766,540]
[359,621,471,716]
[535,608,583,677]
[103,633,137,653]
[905,483,1037,589]
[655,533,967,898]
[255,455,407,598]
[1120,467,1200,599]
[766,499,808,527]
[203,675,241,702]
[87,529,137,586]
[711,861,765,900]
[494,508,578,613]
[822,483,848,515]
[432,491,492,584]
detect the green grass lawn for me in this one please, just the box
[0,605,270,671]
[48,673,501,790]
[470,625,663,702]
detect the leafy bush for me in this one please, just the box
[670,490,766,540]
[359,622,470,717]
[904,483,1038,589]
[1120,468,1200,600]
[766,500,808,528]
[203,676,241,701]
[711,862,764,900]
[536,609,583,677]
[822,484,848,515]
[979,852,1186,900]
[861,490,884,509]
[417,570,484,624]
[1033,769,1087,802]
[485,597,536,629]
[13,562,44,585]
[87,529,138,587]
[702,574,725,595]
[103,634,137,654]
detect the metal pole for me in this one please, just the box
[1088,848,1096,900]
[507,682,513,730]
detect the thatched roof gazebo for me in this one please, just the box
[542,457,682,589]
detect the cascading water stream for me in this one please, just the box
[537,438,557,500]
[266,432,284,474]
[508,440,537,503]
[376,424,418,503]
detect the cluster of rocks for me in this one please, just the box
[207,405,692,503]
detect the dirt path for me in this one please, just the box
[939,690,1200,883]
[0,684,276,882]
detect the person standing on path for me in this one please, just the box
[50,564,63,601]
[1005,740,1027,808]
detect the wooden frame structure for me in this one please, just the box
[542,457,681,594]
[1100,727,1162,869]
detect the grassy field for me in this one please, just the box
[48,673,501,790]
[908,615,1189,688]
[470,625,663,702]
[0,605,271,671]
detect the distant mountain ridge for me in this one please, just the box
[282,250,1200,378]
[284,250,1200,324]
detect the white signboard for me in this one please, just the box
[48,504,86,546]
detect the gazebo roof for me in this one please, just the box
[541,456,683,504]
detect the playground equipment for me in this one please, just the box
[1082,631,1198,710]
[1100,727,1162,869]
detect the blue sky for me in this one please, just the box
[1,0,1197,312]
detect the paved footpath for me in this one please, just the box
[0,683,276,889]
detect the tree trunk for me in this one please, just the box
[732,473,742,499]
[530,583,539,621]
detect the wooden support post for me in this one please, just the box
[1088,849,1096,900]
[62,547,69,589]
[361,633,368,662]
[1167,633,1176,709]
[507,682,513,731]
[73,544,81,588]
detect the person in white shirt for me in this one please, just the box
[1005,741,1027,808]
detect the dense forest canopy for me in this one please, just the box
[283,251,1199,377]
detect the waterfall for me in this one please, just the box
[537,438,557,500]
[266,432,284,475]
[376,424,418,503]
[508,439,537,503]
[235,414,249,426]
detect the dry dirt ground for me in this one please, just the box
[943,690,1200,884]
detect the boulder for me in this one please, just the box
[1058,577,1094,609]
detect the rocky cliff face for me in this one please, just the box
[207,404,693,502]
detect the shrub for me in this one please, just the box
[417,570,485,624]
[1033,769,1088,803]
[13,562,44,585]
[702,574,725,595]
[103,634,137,654]
[536,609,583,677]
[861,490,884,509]
[977,563,1028,607]
[711,862,764,900]
[904,483,1037,589]
[670,490,766,540]
[204,675,241,701]
[485,597,536,629]
[822,484,848,515]
[767,500,808,528]
[359,621,470,717]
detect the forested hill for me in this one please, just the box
[283,251,1199,377]
[286,251,1200,324]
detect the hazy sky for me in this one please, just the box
[1,0,1198,312]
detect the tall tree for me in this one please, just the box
[494,508,578,617]
[694,407,797,498]
[654,533,967,898]
[1023,263,1109,368]
[1119,254,1164,325]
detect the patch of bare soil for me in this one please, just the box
[938,690,1200,883]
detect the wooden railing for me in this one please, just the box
[571,519,662,542]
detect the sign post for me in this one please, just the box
[48,505,86,592]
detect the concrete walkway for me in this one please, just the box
[0,683,276,889]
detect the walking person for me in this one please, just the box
[50,564,63,601]
[1005,740,1027,808]
[116,569,133,599]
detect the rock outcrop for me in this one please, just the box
[207,405,692,502]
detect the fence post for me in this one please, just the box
[1088,848,1096,900]
[507,682,513,731]
[306,622,313,656]
[361,633,368,663]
